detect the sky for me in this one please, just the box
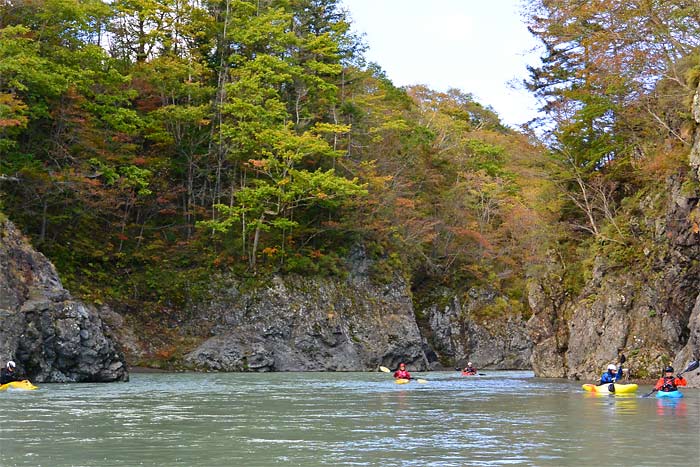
[339,0,543,127]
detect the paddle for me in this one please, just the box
[379,366,428,383]
[642,360,699,398]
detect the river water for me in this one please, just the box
[0,371,697,466]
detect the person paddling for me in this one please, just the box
[393,362,411,380]
[463,362,477,375]
[600,363,622,384]
[654,366,687,394]
[0,361,18,385]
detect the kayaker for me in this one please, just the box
[0,361,18,385]
[600,363,622,384]
[463,362,477,375]
[654,366,687,393]
[393,363,411,380]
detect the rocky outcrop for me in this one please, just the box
[184,247,429,371]
[527,177,700,383]
[526,273,569,378]
[0,218,128,382]
[420,287,532,369]
[526,79,700,385]
[679,78,700,387]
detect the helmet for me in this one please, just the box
[7,361,15,369]
[664,366,674,373]
[467,362,473,366]
[607,364,617,371]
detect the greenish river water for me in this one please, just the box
[0,371,698,466]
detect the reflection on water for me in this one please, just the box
[0,371,697,466]
[656,398,688,416]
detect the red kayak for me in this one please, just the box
[461,371,477,376]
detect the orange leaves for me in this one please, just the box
[83,178,102,187]
[321,220,341,228]
[261,246,279,257]
[0,118,25,128]
[394,197,415,209]
[0,93,28,128]
[248,159,269,169]
[448,226,494,252]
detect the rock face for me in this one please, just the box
[0,218,128,382]
[184,247,429,371]
[679,79,700,388]
[527,79,700,385]
[527,178,700,383]
[420,288,532,370]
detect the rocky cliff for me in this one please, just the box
[0,217,128,382]
[527,82,700,386]
[182,247,533,372]
[420,287,532,370]
[0,215,533,375]
[184,247,430,371]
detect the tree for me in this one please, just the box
[524,0,700,239]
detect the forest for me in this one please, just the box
[1,0,699,345]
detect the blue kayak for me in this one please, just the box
[656,390,683,398]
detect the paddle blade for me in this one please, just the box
[416,378,428,384]
[619,354,626,364]
[682,360,699,374]
[379,366,391,373]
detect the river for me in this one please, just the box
[0,371,697,466]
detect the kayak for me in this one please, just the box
[394,378,410,384]
[461,372,477,376]
[656,390,683,398]
[0,380,39,391]
[581,383,638,394]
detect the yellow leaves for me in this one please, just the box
[370,119,411,133]
[312,122,351,135]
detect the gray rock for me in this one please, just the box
[0,218,128,383]
[420,288,532,370]
[527,173,700,385]
[184,246,429,372]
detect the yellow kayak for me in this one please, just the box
[0,380,39,391]
[582,383,638,394]
[394,378,410,384]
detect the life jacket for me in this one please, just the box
[394,369,411,379]
[660,376,677,392]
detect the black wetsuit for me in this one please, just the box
[0,368,17,384]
